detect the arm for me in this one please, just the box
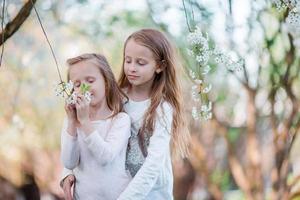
[83,113,131,165]
[61,118,80,169]
[117,103,173,200]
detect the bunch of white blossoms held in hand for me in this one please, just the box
[54,81,92,105]
[187,26,243,121]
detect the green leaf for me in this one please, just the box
[80,83,91,94]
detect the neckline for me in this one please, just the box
[89,118,110,123]
[128,98,151,104]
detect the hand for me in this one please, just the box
[62,175,75,200]
[75,94,90,125]
[64,102,77,125]
[65,102,78,136]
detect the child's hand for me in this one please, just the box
[62,175,75,200]
[75,94,90,125]
[64,102,77,124]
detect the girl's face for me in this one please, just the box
[69,60,106,106]
[124,39,160,88]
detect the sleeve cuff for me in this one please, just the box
[64,131,78,141]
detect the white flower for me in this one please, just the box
[189,70,196,80]
[202,65,211,75]
[54,80,91,105]
[65,91,92,105]
[191,85,200,102]
[195,79,203,84]
[192,85,198,90]
[202,84,212,93]
[272,0,287,10]
[54,84,64,97]
[192,107,199,120]
[228,59,244,72]
[187,27,209,47]
[196,52,210,64]
[214,53,228,64]
[66,92,78,105]
[286,11,300,34]
[84,91,92,103]
[284,0,298,8]
[187,26,211,65]
[66,80,74,91]
[201,101,212,112]
[214,50,243,72]
[203,112,212,121]
[187,49,194,56]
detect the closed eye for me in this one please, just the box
[138,61,146,65]
[125,59,131,64]
[137,59,147,65]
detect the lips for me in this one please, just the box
[127,75,139,80]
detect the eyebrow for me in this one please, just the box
[72,76,95,82]
[86,76,96,79]
[125,56,147,61]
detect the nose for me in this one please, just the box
[128,63,137,73]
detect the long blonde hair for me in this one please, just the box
[67,53,127,118]
[118,29,190,158]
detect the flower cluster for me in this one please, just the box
[187,26,243,121]
[272,0,300,10]
[54,81,91,105]
[214,49,244,72]
[192,84,212,120]
[187,27,211,65]
[272,0,300,47]
[286,11,300,33]
[272,0,288,11]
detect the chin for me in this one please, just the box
[90,98,104,107]
[128,80,140,86]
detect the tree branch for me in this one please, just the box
[0,0,37,46]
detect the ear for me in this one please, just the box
[156,60,166,74]
[155,68,163,74]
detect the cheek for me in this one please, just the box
[123,64,129,73]
[144,64,157,76]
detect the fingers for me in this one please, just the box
[75,94,89,109]
[63,176,75,200]
[64,186,73,200]
[65,103,76,115]
[70,175,75,183]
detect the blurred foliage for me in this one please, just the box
[0,0,300,199]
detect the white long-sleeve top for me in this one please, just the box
[61,99,174,200]
[60,112,131,200]
[117,99,174,200]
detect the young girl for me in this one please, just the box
[61,29,190,199]
[60,53,131,200]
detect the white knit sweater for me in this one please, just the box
[61,112,131,200]
[61,99,174,200]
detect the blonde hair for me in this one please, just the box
[118,29,190,158]
[67,53,127,118]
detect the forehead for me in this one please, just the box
[125,39,155,59]
[68,60,101,80]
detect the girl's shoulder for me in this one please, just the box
[111,112,131,123]
[157,101,173,116]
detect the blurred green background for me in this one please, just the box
[0,0,300,199]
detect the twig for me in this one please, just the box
[29,0,63,83]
